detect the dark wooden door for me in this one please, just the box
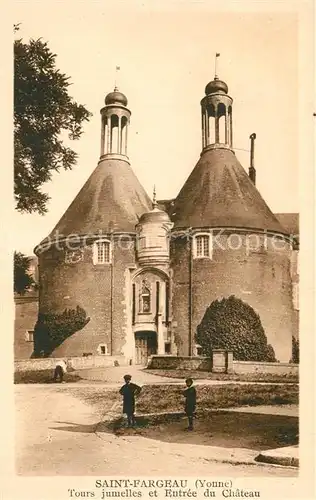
[135,332,157,365]
[135,337,148,365]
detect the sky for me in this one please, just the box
[13,0,301,255]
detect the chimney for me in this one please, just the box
[249,133,256,185]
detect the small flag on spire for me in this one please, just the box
[216,52,220,57]
[116,65,120,71]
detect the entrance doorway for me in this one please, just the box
[134,331,157,365]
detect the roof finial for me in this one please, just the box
[214,53,220,80]
[152,185,157,209]
[114,65,120,91]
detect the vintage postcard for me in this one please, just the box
[1,0,315,499]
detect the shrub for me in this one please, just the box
[196,295,276,362]
[32,305,90,357]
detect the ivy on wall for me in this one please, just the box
[196,295,276,362]
[32,306,90,357]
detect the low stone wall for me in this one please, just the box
[148,354,298,376]
[14,355,128,372]
[232,360,299,376]
[148,356,212,371]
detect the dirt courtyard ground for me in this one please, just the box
[15,384,298,477]
[109,410,298,451]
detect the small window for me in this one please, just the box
[139,280,151,313]
[194,344,203,356]
[98,344,108,355]
[93,240,111,265]
[194,234,212,259]
[25,330,34,342]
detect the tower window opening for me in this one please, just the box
[228,106,233,147]
[93,240,111,264]
[219,115,226,144]
[207,104,215,145]
[121,116,128,155]
[139,280,151,313]
[209,115,215,144]
[110,114,119,153]
[217,103,226,118]
[194,234,212,259]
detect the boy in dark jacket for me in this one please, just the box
[183,378,196,430]
[119,374,141,427]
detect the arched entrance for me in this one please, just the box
[134,330,157,365]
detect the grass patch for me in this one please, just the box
[136,383,299,414]
[145,369,299,384]
[14,369,82,384]
[66,383,298,416]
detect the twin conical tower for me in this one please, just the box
[34,66,295,364]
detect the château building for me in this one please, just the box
[15,73,299,363]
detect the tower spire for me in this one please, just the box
[152,185,158,209]
[214,53,220,79]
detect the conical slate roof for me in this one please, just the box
[171,148,287,234]
[47,158,152,239]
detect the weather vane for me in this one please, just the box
[114,65,120,91]
[214,53,220,79]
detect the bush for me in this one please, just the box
[196,295,276,362]
[33,306,90,357]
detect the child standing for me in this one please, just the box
[183,377,196,430]
[119,374,141,427]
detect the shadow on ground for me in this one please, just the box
[49,421,98,433]
[97,411,299,451]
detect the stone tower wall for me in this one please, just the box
[171,231,295,362]
[38,237,136,357]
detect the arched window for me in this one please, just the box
[194,233,212,259]
[93,239,111,265]
[139,280,151,313]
